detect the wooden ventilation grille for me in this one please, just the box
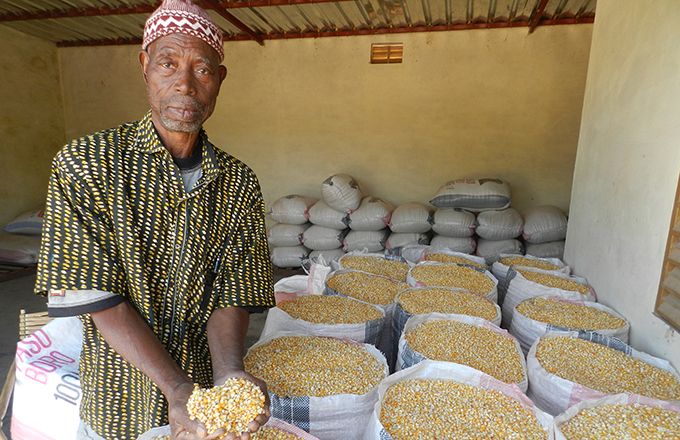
[655,173,680,331]
[371,43,403,64]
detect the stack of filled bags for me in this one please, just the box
[268,195,316,268]
[522,205,569,259]
[385,203,432,250]
[0,208,44,266]
[430,178,522,260]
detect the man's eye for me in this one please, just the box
[197,68,210,75]
[160,62,173,69]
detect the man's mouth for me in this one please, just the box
[167,105,201,120]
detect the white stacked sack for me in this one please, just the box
[475,208,525,262]
[430,178,512,211]
[321,174,362,213]
[386,203,432,250]
[522,206,568,259]
[344,196,393,252]
[268,195,317,268]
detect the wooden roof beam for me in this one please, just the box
[528,0,550,33]
[200,0,264,45]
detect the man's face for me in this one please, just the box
[140,33,227,133]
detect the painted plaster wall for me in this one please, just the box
[565,0,680,367]
[0,26,65,226]
[58,25,592,213]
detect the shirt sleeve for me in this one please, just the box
[211,191,275,311]
[35,151,126,317]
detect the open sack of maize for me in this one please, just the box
[245,333,388,439]
[324,268,407,369]
[407,261,499,304]
[363,360,554,440]
[11,317,83,440]
[396,313,528,391]
[139,417,320,440]
[420,249,487,269]
[491,254,569,287]
[501,267,596,328]
[337,252,411,282]
[527,331,680,416]
[391,286,502,348]
[260,294,386,345]
[553,393,680,439]
[510,296,630,354]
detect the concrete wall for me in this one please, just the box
[0,27,65,226]
[565,0,680,367]
[59,25,592,213]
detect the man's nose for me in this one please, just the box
[174,66,197,95]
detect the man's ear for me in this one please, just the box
[139,50,149,84]
[218,65,227,85]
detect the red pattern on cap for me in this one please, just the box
[143,0,224,61]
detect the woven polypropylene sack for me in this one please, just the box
[476,238,523,262]
[268,223,310,247]
[396,313,528,392]
[308,201,349,230]
[431,208,476,237]
[476,208,524,240]
[385,232,430,250]
[3,208,44,235]
[553,394,680,440]
[138,417,321,440]
[363,360,554,440]
[309,249,345,263]
[302,226,348,251]
[0,232,41,265]
[430,178,511,212]
[12,317,83,440]
[527,331,680,416]
[343,230,389,252]
[271,246,310,268]
[349,197,393,231]
[248,331,388,439]
[526,241,566,260]
[269,195,318,225]
[509,296,630,354]
[260,299,386,346]
[321,174,362,213]
[501,267,596,328]
[406,261,498,304]
[388,203,433,233]
[523,206,568,244]
[429,235,476,254]
[491,254,568,304]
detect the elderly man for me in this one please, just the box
[35,1,274,439]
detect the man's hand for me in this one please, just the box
[214,371,271,440]
[168,382,227,440]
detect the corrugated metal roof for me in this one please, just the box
[0,0,595,46]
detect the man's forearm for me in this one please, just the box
[206,306,250,382]
[90,300,191,398]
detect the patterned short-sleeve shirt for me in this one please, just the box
[35,111,275,439]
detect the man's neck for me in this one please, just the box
[151,115,201,159]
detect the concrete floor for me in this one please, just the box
[0,267,302,438]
